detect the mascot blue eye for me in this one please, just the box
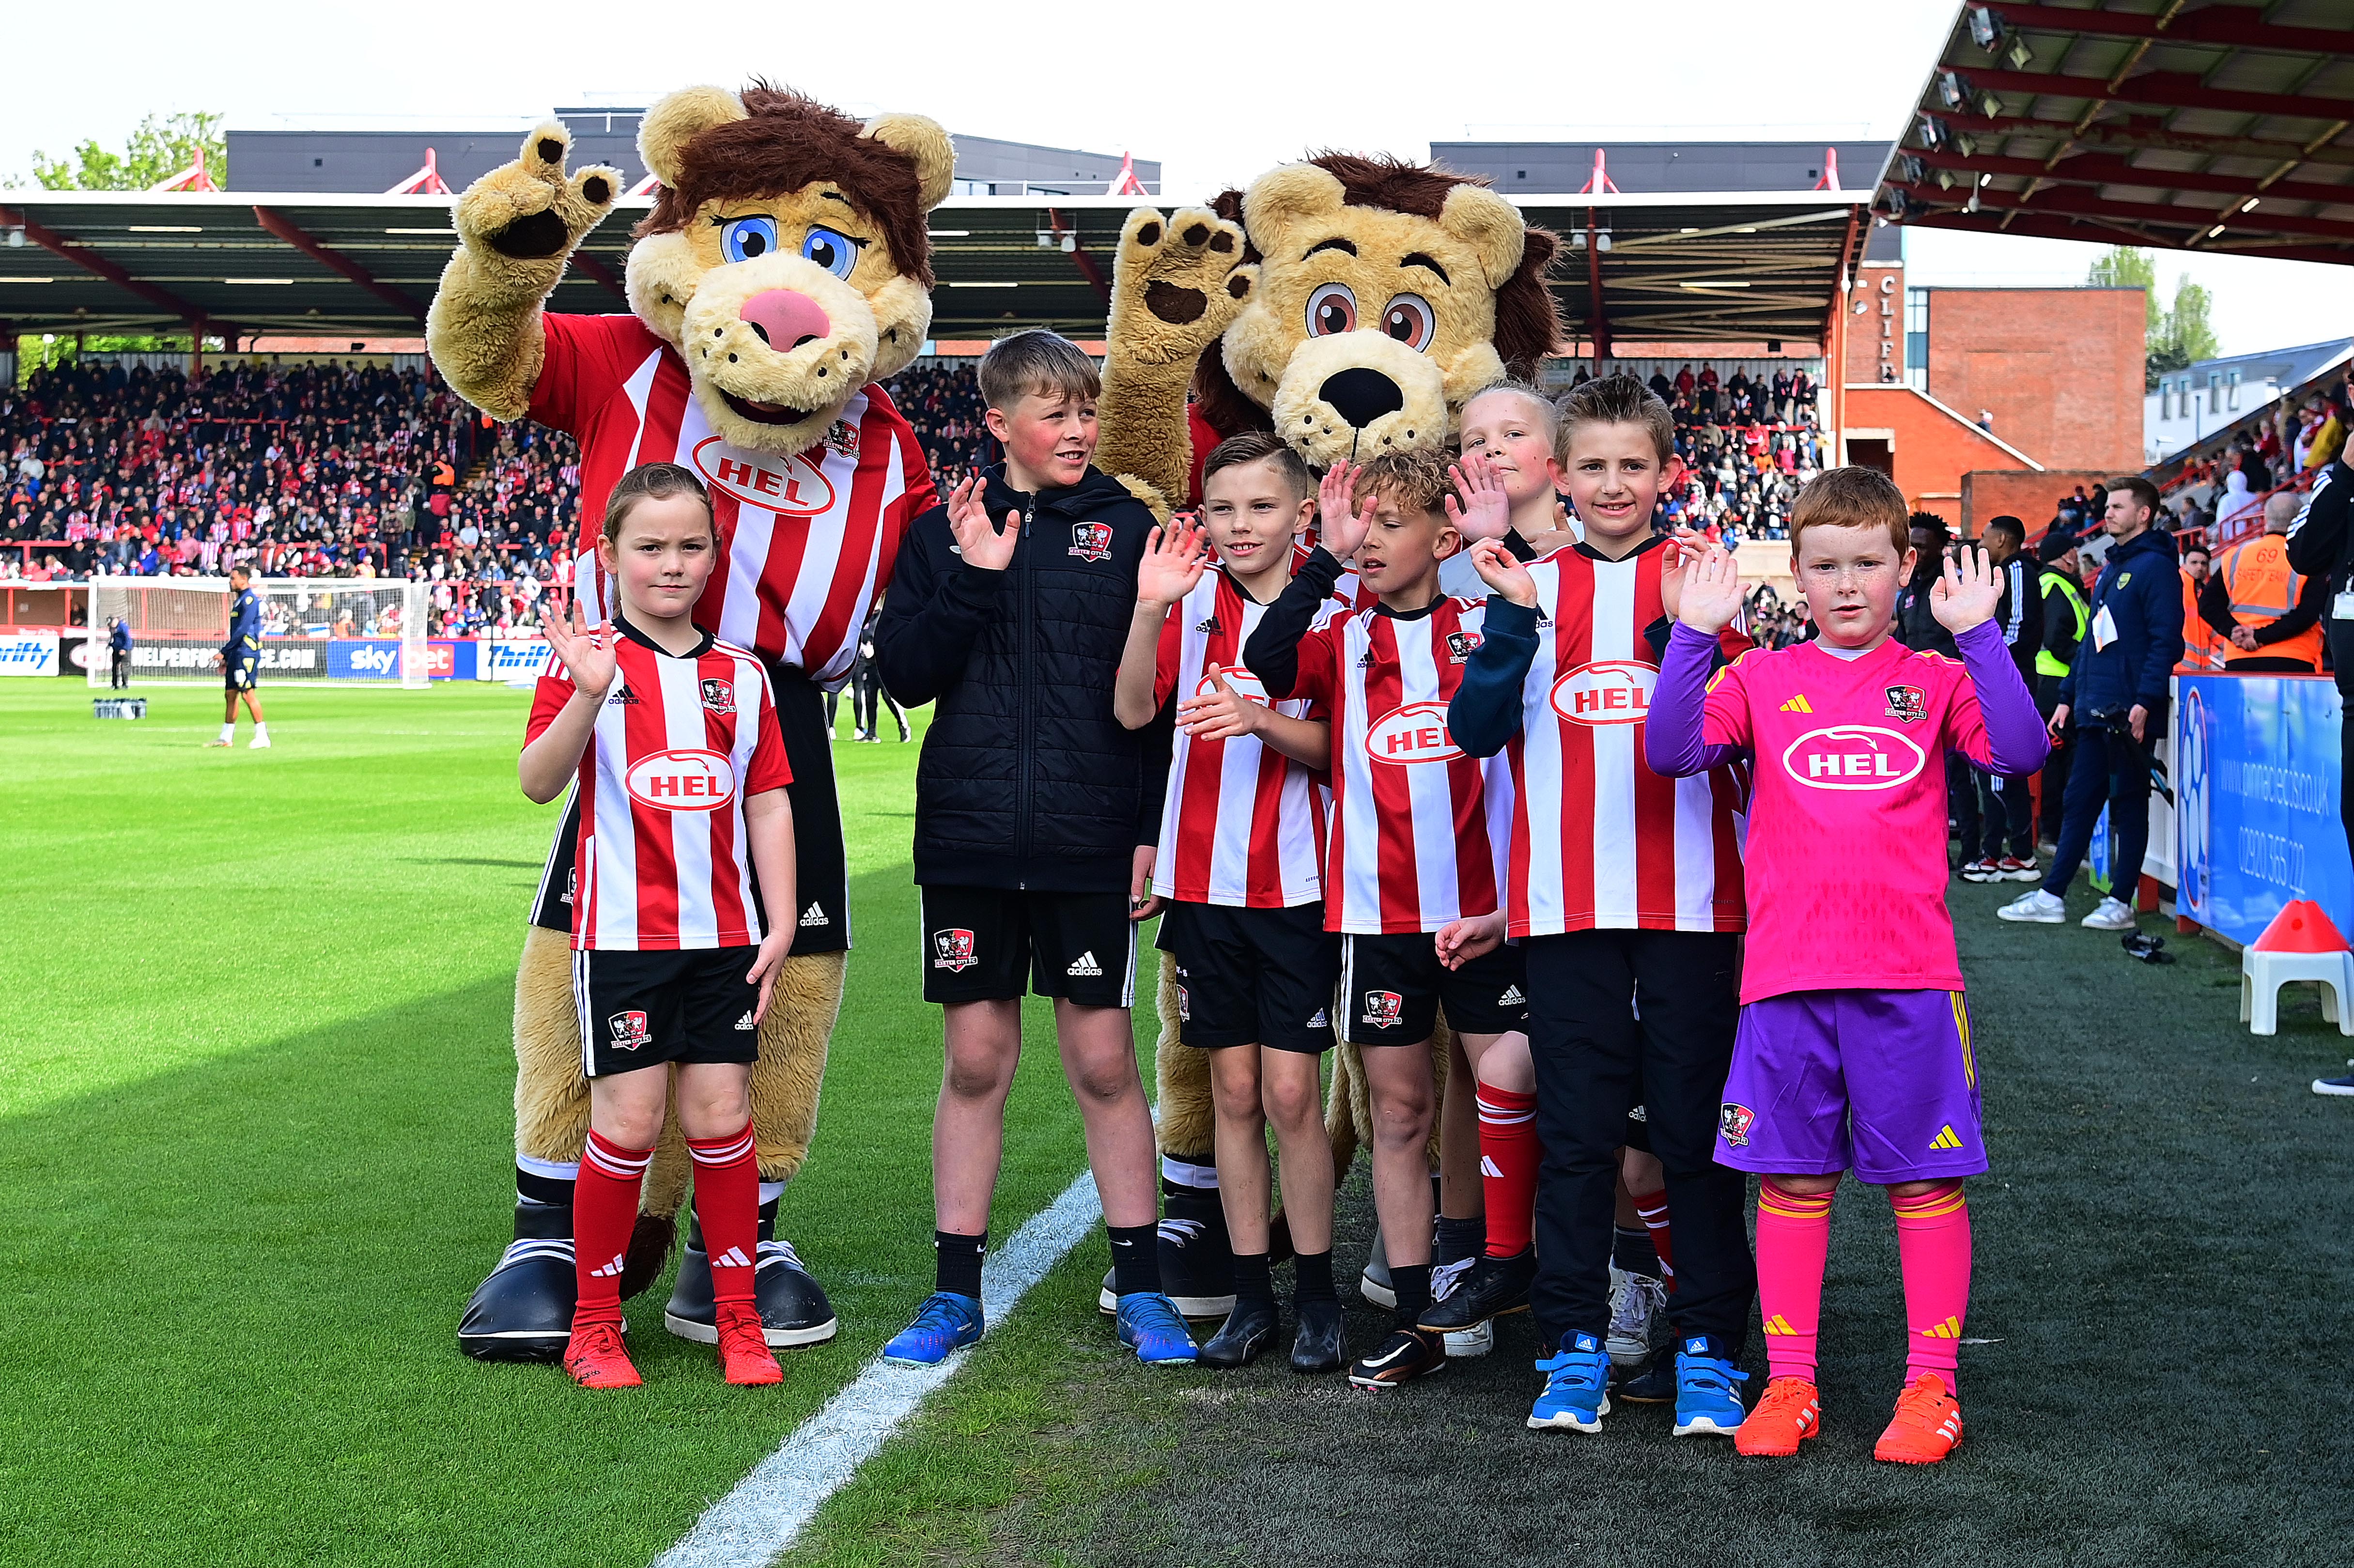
[720,217,779,264]
[801,226,860,279]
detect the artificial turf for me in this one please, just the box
[781,875,2354,1567]
[0,681,1118,1568]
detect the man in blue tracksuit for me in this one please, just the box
[1999,477,2181,930]
[209,564,270,748]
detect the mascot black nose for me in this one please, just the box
[1318,367,1405,430]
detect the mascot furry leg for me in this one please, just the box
[460,930,842,1359]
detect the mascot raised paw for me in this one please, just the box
[1096,155,1558,1316]
[436,84,949,1360]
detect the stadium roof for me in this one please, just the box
[0,186,1870,351]
[1872,0,2354,264]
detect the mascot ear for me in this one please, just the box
[1439,184,1528,289]
[862,114,956,211]
[1241,162,1348,256]
[639,85,748,188]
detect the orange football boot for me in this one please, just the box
[717,1304,784,1386]
[1874,1372,1963,1463]
[1735,1376,1823,1456]
[562,1321,642,1389]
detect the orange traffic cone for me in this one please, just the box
[2252,899,2352,954]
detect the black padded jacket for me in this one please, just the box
[874,465,1169,891]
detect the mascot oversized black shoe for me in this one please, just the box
[664,1199,838,1348]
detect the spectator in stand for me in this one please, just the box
[2177,539,2222,674]
[2000,478,2182,931]
[2202,490,2327,673]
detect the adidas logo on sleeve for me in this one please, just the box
[1067,950,1103,977]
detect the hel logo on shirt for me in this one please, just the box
[1365,701,1463,765]
[1719,1102,1755,1147]
[624,748,738,811]
[1069,521,1114,562]
[1884,683,1929,723]
[1361,990,1405,1028]
[1549,660,1657,728]
[932,928,977,972]
[608,1010,653,1052]
[1198,666,1268,706]
[699,677,735,714]
[691,435,836,516]
[1781,725,1927,792]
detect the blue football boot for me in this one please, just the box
[1115,1291,1200,1365]
[1528,1331,1612,1431]
[880,1291,984,1366]
[1671,1335,1750,1437]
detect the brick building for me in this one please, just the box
[1839,239,2144,533]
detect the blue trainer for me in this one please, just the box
[1115,1291,1199,1365]
[1528,1331,1611,1431]
[880,1291,984,1366]
[1670,1335,1750,1436]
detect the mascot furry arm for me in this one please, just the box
[434,85,952,1362]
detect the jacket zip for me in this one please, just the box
[1015,495,1036,884]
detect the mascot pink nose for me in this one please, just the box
[740,289,833,352]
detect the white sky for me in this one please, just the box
[2,0,2344,358]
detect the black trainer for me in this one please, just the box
[1416,1249,1535,1332]
[1097,1182,1236,1318]
[1612,1351,1678,1404]
[1291,1298,1345,1374]
[664,1205,839,1349]
[1348,1325,1446,1390]
[1200,1298,1279,1368]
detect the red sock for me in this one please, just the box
[1475,1086,1539,1258]
[1755,1180,1835,1382]
[1633,1188,1677,1292]
[689,1124,761,1310]
[573,1129,651,1329]
[1891,1180,1971,1397]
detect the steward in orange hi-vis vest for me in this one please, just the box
[2214,533,2325,671]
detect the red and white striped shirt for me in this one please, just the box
[1149,555,1349,907]
[1290,597,1513,934]
[527,627,792,951]
[1499,543,1747,936]
[530,313,936,683]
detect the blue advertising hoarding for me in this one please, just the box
[2174,674,2351,945]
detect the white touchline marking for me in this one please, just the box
[650,1170,1105,1568]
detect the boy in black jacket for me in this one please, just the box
[872,330,1196,1366]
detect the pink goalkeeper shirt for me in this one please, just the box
[1646,620,2048,1003]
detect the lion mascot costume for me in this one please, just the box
[1091,155,1560,1314]
[433,84,952,1359]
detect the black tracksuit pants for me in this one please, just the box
[1525,929,1753,1357]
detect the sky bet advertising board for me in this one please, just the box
[2174,674,2352,945]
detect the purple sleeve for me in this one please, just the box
[1646,621,1745,778]
[1954,620,2051,775]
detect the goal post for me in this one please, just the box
[89,577,429,688]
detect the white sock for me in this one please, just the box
[254,722,269,738]
[218,722,235,742]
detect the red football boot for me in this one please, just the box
[1874,1373,1964,1463]
[1735,1375,1823,1457]
[717,1304,783,1387]
[562,1321,641,1389]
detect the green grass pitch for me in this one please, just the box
[0,681,1110,1568]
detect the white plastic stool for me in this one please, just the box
[2241,947,2354,1036]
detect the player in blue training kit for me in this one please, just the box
[209,564,270,749]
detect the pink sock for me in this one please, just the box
[1755,1180,1834,1382]
[1891,1181,1971,1396]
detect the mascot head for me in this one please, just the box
[624,83,953,454]
[1198,155,1561,468]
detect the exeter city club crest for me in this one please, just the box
[1719,1102,1755,1147]
[932,928,978,972]
[608,1010,653,1052]
[1884,683,1928,723]
[1069,522,1113,562]
[699,677,735,714]
[1361,990,1405,1029]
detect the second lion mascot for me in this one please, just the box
[1093,156,1560,1314]
[434,84,952,1359]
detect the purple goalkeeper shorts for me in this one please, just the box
[1714,989,1987,1184]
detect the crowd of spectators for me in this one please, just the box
[884,363,994,485]
[1595,362,1827,541]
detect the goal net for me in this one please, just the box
[89,577,428,688]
